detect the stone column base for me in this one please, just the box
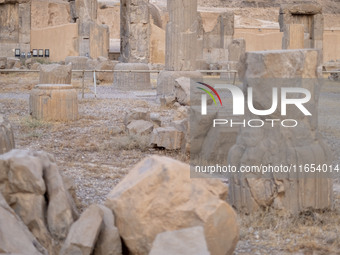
[113,63,151,91]
[29,84,78,121]
[157,71,202,96]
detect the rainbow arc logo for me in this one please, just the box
[197,82,223,106]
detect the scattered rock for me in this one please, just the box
[124,108,150,126]
[105,156,239,255]
[6,57,21,69]
[149,226,210,255]
[174,77,191,105]
[0,149,78,254]
[94,205,122,255]
[150,127,184,150]
[60,204,104,255]
[127,120,154,136]
[44,162,78,240]
[150,113,162,127]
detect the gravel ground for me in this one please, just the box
[1,73,340,254]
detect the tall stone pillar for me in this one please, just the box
[157,0,202,96]
[228,49,333,214]
[113,0,151,91]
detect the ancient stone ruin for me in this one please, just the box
[228,49,333,214]
[157,0,202,96]
[0,0,108,61]
[280,2,324,56]
[0,115,15,155]
[30,64,78,121]
[113,0,151,91]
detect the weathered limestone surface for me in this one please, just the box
[113,0,151,91]
[96,60,117,83]
[0,149,78,254]
[283,24,305,50]
[124,108,150,126]
[120,0,150,63]
[279,2,324,57]
[149,227,210,255]
[0,1,30,58]
[60,204,104,255]
[39,64,72,85]
[200,11,234,50]
[113,63,151,91]
[93,205,122,255]
[29,84,78,121]
[228,49,333,214]
[66,56,89,70]
[166,0,198,71]
[150,127,184,150]
[127,120,154,136]
[0,192,47,255]
[105,156,239,255]
[157,71,202,96]
[0,115,15,155]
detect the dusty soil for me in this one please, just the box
[1,72,340,254]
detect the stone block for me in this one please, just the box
[29,84,78,121]
[124,108,150,126]
[157,71,202,96]
[39,64,72,84]
[150,127,184,150]
[113,63,151,91]
[127,120,154,136]
[60,204,104,255]
[65,56,89,70]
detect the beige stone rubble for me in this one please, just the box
[105,156,239,255]
[60,204,104,255]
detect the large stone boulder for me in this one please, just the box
[39,64,72,84]
[0,115,15,155]
[105,156,239,255]
[94,205,122,255]
[0,150,78,252]
[60,204,104,255]
[0,192,47,255]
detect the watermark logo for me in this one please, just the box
[198,83,312,117]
